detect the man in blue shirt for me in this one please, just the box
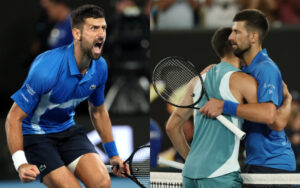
[5,5,129,187]
[200,9,296,172]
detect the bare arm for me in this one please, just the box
[166,107,193,160]
[5,102,39,182]
[165,78,197,159]
[200,72,287,131]
[6,103,27,155]
[88,102,130,176]
[270,82,292,130]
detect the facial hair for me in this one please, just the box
[81,37,104,60]
[234,44,251,59]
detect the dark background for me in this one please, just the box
[0,0,150,180]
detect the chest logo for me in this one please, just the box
[89,84,96,90]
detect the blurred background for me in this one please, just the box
[150,0,300,172]
[0,0,150,185]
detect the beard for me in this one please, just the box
[80,38,104,60]
[233,44,251,59]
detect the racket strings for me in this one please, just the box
[131,146,150,186]
[153,57,200,106]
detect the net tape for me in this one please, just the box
[150,172,300,188]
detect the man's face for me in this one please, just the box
[228,21,251,58]
[80,17,107,60]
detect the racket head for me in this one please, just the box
[152,56,205,109]
[124,145,150,188]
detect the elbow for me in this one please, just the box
[165,121,174,136]
[264,106,276,125]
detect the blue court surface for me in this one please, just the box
[0,177,139,188]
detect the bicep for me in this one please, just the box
[234,72,258,104]
[7,102,28,122]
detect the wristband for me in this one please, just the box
[223,100,238,116]
[12,150,28,171]
[103,141,119,158]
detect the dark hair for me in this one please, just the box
[233,9,269,44]
[71,4,105,28]
[211,27,233,58]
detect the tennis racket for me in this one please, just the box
[107,145,150,188]
[152,56,245,140]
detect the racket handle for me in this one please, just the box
[216,115,246,140]
[158,157,184,170]
[106,165,113,173]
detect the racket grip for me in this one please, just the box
[106,165,113,173]
[216,115,246,140]
[158,157,184,170]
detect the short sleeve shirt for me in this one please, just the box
[242,49,296,171]
[11,43,108,134]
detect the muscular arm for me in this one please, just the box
[6,102,27,155]
[166,78,197,159]
[88,102,130,176]
[88,102,114,143]
[200,72,289,131]
[5,102,39,182]
[235,74,291,131]
[166,107,193,160]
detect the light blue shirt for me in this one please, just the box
[12,43,108,135]
[242,49,296,171]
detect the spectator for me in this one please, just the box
[237,0,280,26]
[201,0,239,28]
[154,0,200,30]
[41,0,73,49]
[277,0,300,25]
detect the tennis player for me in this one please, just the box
[5,5,129,187]
[166,27,260,188]
[200,9,296,173]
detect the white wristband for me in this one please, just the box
[12,150,28,171]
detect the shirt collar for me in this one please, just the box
[67,43,81,76]
[67,43,96,77]
[242,48,268,73]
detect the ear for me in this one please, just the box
[72,28,81,41]
[250,31,259,43]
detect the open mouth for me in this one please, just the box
[94,41,103,49]
[93,41,103,54]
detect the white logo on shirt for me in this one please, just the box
[89,84,96,90]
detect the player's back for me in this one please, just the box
[183,62,243,179]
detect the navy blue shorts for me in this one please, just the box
[23,125,97,182]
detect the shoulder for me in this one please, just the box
[256,59,281,74]
[231,72,257,89]
[28,47,67,83]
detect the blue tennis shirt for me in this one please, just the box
[11,43,108,135]
[242,49,296,171]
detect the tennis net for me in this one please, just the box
[150,172,300,188]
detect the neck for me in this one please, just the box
[74,41,91,74]
[242,44,262,67]
[221,54,241,69]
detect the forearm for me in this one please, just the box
[166,113,190,160]
[236,103,276,127]
[89,104,114,143]
[5,115,24,155]
[271,95,292,131]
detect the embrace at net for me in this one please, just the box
[151,9,299,188]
